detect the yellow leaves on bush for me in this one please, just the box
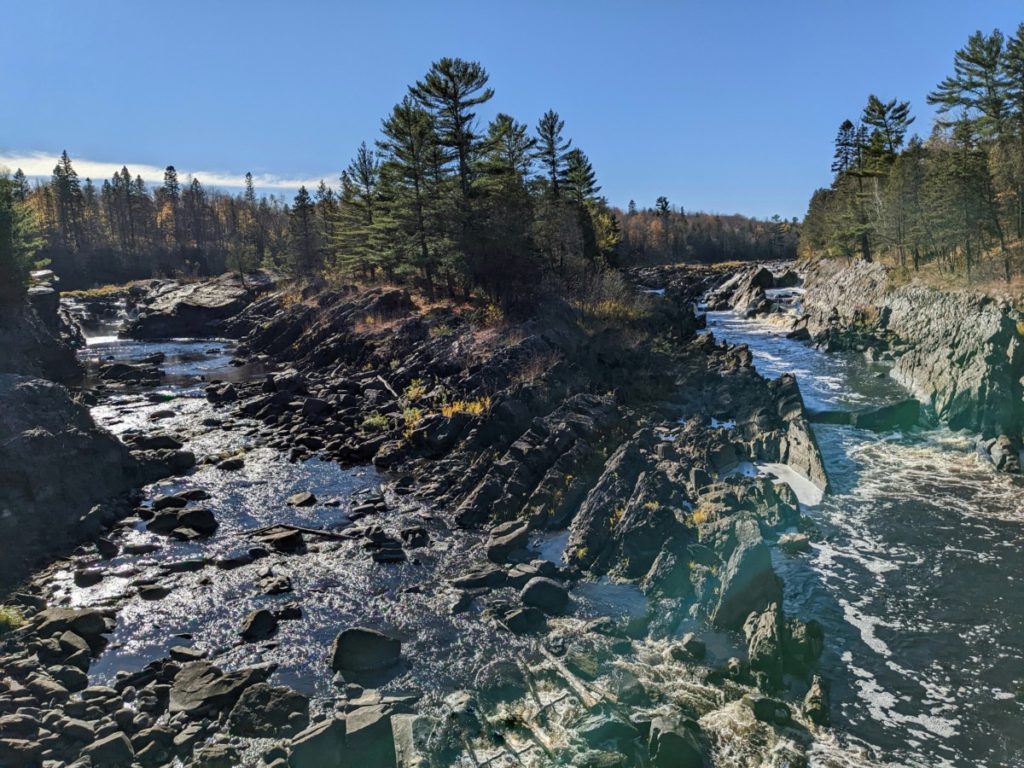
[402,407,423,439]
[403,378,429,402]
[689,506,713,526]
[441,396,492,419]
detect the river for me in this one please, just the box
[704,310,1024,768]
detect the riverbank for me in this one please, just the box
[799,258,1024,470]
[0,271,843,767]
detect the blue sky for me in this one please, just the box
[2,0,1022,218]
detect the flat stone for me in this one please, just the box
[289,716,346,768]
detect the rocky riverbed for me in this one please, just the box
[0,269,896,767]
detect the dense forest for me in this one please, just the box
[616,198,798,264]
[802,23,1024,282]
[1,57,796,306]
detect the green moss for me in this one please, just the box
[0,605,25,636]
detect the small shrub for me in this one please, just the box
[361,411,390,432]
[0,606,25,636]
[441,396,492,419]
[431,323,456,339]
[404,378,429,402]
[402,407,423,439]
[689,507,712,526]
[609,506,625,527]
[468,302,505,329]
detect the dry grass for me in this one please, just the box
[62,283,127,299]
[882,241,1024,301]
[513,349,563,385]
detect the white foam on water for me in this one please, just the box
[85,334,120,346]
[759,461,825,506]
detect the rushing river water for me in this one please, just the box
[705,311,1024,768]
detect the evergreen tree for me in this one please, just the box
[534,110,571,196]
[335,143,381,279]
[288,185,319,276]
[928,29,1009,138]
[831,120,860,175]
[564,149,600,206]
[479,113,535,183]
[410,57,493,196]
[0,172,44,301]
[861,95,915,162]
[51,150,84,250]
[378,97,442,290]
[12,169,29,202]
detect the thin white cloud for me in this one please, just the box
[0,149,330,193]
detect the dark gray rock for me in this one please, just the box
[803,674,831,725]
[520,576,569,615]
[346,704,398,767]
[289,716,346,767]
[168,661,270,718]
[0,375,147,589]
[82,731,134,766]
[649,714,704,767]
[743,603,784,690]
[850,399,920,432]
[712,518,782,630]
[123,273,272,340]
[330,627,401,673]
[485,519,530,563]
[226,682,309,737]
[240,609,278,642]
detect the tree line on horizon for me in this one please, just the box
[802,23,1024,282]
[616,197,797,264]
[2,56,795,306]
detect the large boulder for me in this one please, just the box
[0,300,81,382]
[485,519,530,563]
[289,716,346,767]
[330,627,401,673]
[82,731,134,766]
[346,705,398,767]
[520,577,569,615]
[0,375,147,589]
[743,603,784,690]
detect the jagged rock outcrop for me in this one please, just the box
[0,299,81,382]
[122,272,274,339]
[804,259,1024,441]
